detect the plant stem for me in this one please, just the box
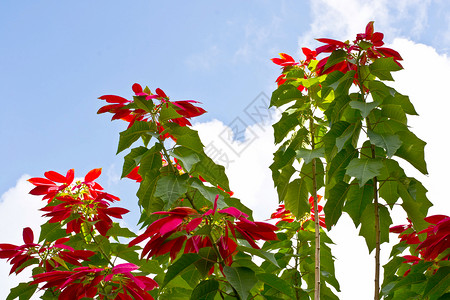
[371,145,380,300]
[310,117,321,300]
[357,51,381,300]
[294,235,301,300]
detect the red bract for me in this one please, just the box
[416,215,450,261]
[125,166,143,182]
[31,264,158,300]
[271,53,298,66]
[129,207,198,260]
[0,227,39,274]
[28,169,75,202]
[315,21,403,76]
[130,196,277,265]
[271,195,326,229]
[30,169,127,236]
[98,83,206,132]
[0,228,95,275]
[271,204,295,224]
[389,219,420,245]
[309,195,326,228]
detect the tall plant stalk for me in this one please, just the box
[310,117,321,300]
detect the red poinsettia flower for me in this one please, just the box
[28,169,75,202]
[271,195,326,229]
[302,47,317,64]
[271,204,295,224]
[271,53,298,66]
[0,228,96,275]
[31,263,158,300]
[130,195,277,265]
[389,218,420,245]
[315,21,403,76]
[30,169,127,236]
[416,215,450,261]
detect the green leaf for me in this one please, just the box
[39,222,66,243]
[285,67,305,79]
[154,173,189,209]
[367,130,402,158]
[301,159,325,195]
[369,57,402,81]
[423,267,450,298]
[188,178,226,207]
[349,100,379,118]
[381,104,407,124]
[326,145,358,186]
[271,127,308,171]
[395,130,428,174]
[6,282,37,300]
[324,181,350,229]
[335,122,360,152]
[323,121,350,158]
[163,253,201,288]
[296,147,325,165]
[171,146,201,172]
[114,244,163,275]
[359,40,373,50]
[139,143,163,175]
[194,247,217,277]
[359,203,393,253]
[323,49,347,71]
[190,280,219,300]
[382,94,418,115]
[136,168,161,213]
[273,112,300,144]
[160,104,183,122]
[222,266,257,300]
[256,273,295,299]
[326,70,356,96]
[398,179,432,232]
[122,146,148,178]
[106,223,136,238]
[236,246,279,267]
[166,123,205,153]
[270,84,305,107]
[272,165,295,201]
[344,180,374,226]
[284,178,309,219]
[117,121,154,154]
[133,96,154,112]
[191,153,230,191]
[345,158,383,187]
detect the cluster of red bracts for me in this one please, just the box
[97,83,206,139]
[272,22,403,88]
[28,168,129,236]
[272,48,317,92]
[31,263,158,300]
[0,228,95,275]
[271,195,326,229]
[389,215,450,276]
[129,196,278,268]
[315,21,403,75]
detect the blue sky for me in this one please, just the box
[1,0,450,298]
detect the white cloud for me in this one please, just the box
[301,0,432,49]
[185,45,221,71]
[193,117,279,221]
[233,16,283,63]
[0,176,43,300]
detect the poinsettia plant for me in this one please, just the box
[1,21,448,300]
